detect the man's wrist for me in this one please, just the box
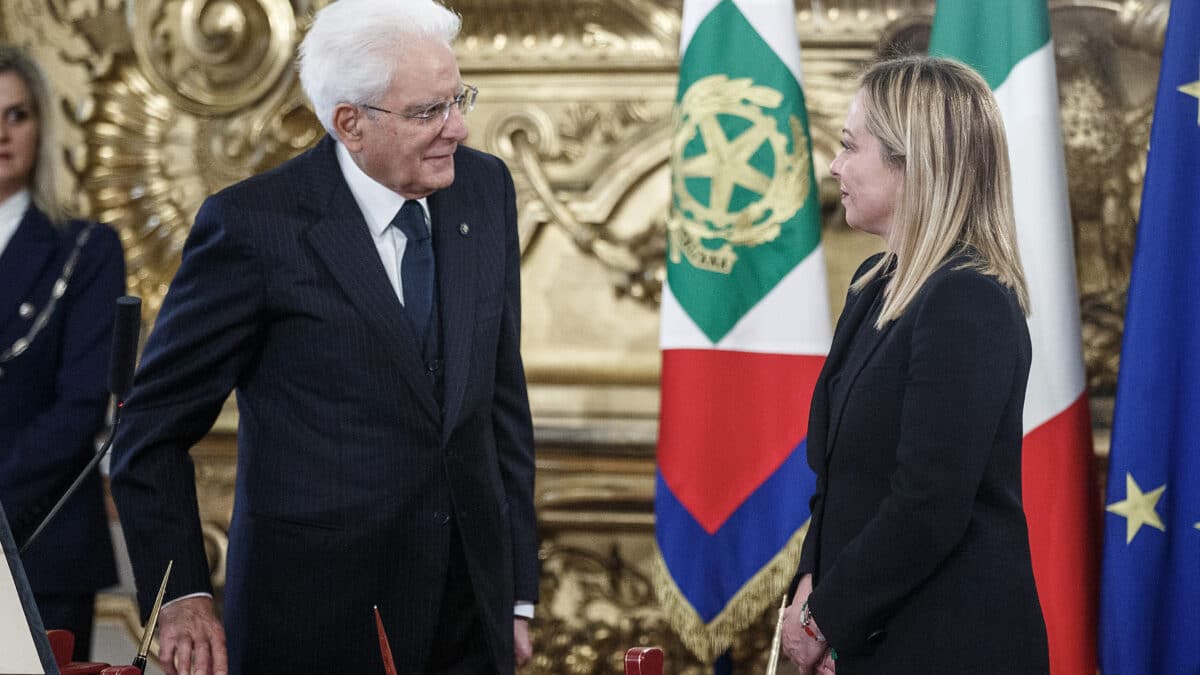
[162,591,213,609]
[514,601,534,620]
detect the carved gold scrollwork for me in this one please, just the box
[1113,0,1170,54]
[128,0,297,114]
[453,0,680,68]
[81,63,199,314]
[197,90,323,187]
[492,108,560,253]
[1053,0,1163,392]
[495,102,671,305]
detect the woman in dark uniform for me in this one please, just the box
[782,56,1049,674]
[0,44,124,661]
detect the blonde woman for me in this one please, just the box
[781,56,1049,674]
[0,44,125,660]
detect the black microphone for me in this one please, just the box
[109,295,142,401]
[19,296,142,554]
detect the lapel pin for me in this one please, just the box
[458,222,470,236]
[18,302,34,319]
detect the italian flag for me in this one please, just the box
[655,0,831,661]
[931,3,1100,674]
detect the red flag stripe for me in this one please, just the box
[1022,393,1099,675]
[658,349,824,534]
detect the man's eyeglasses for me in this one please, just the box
[363,84,478,125]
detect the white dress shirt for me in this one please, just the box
[334,141,429,304]
[0,190,31,259]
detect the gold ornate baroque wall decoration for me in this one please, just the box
[1054,0,1166,395]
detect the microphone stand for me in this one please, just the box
[18,402,126,555]
[18,295,141,555]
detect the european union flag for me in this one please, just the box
[1099,2,1200,673]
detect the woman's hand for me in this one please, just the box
[817,647,836,674]
[781,575,830,673]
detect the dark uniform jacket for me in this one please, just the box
[0,206,123,595]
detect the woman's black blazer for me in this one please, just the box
[797,253,1049,674]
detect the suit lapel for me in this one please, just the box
[806,271,881,467]
[0,207,56,336]
[300,137,441,423]
[824,272,895,459]
[428,182,478,442]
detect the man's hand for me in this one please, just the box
[781,574,828,674]
[157,596,227,675]
[514,617,533,669]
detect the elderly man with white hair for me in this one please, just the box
[110,1,538,673]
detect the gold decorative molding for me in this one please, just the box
[454,0,681,70]
[127,0,299,115]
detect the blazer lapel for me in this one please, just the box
[0,207,56,336]
[428,185,479,442]
[300,138,440,423]
[824,273,895,459]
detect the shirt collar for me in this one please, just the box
[334,141,429,237]
[0,189,32,257]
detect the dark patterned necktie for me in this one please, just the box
[391,200,434,339]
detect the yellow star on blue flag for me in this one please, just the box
[1105,473,1166,544]
[1179,78,1200,125]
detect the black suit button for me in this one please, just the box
[433,510,450,525]
[426,360,442,374]
[867,629,886,644]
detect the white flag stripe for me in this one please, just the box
[732,0,805,86]
[661,246,833,354]
[680,0,804,87]
[994,42,1088,433]
[679,0,722,52]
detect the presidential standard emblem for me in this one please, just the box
[669,75,811,274]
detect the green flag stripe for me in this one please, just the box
[928,0,1050,90]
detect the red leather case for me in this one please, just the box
[624,646,664,675]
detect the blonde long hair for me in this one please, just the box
[851,56,1030,327]
[0,44,67,225]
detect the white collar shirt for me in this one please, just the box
[0,190,32,259]
[334,141,430,305]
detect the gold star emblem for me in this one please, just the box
[1106,473,1166,544]
[678,117,774,215]
[1179,79,1200,126]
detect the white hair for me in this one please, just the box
[298,0,461,134]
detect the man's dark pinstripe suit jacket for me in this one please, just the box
[110,135,537,674]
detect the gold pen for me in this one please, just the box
[133,560,173,672]
[765,593,788,675]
